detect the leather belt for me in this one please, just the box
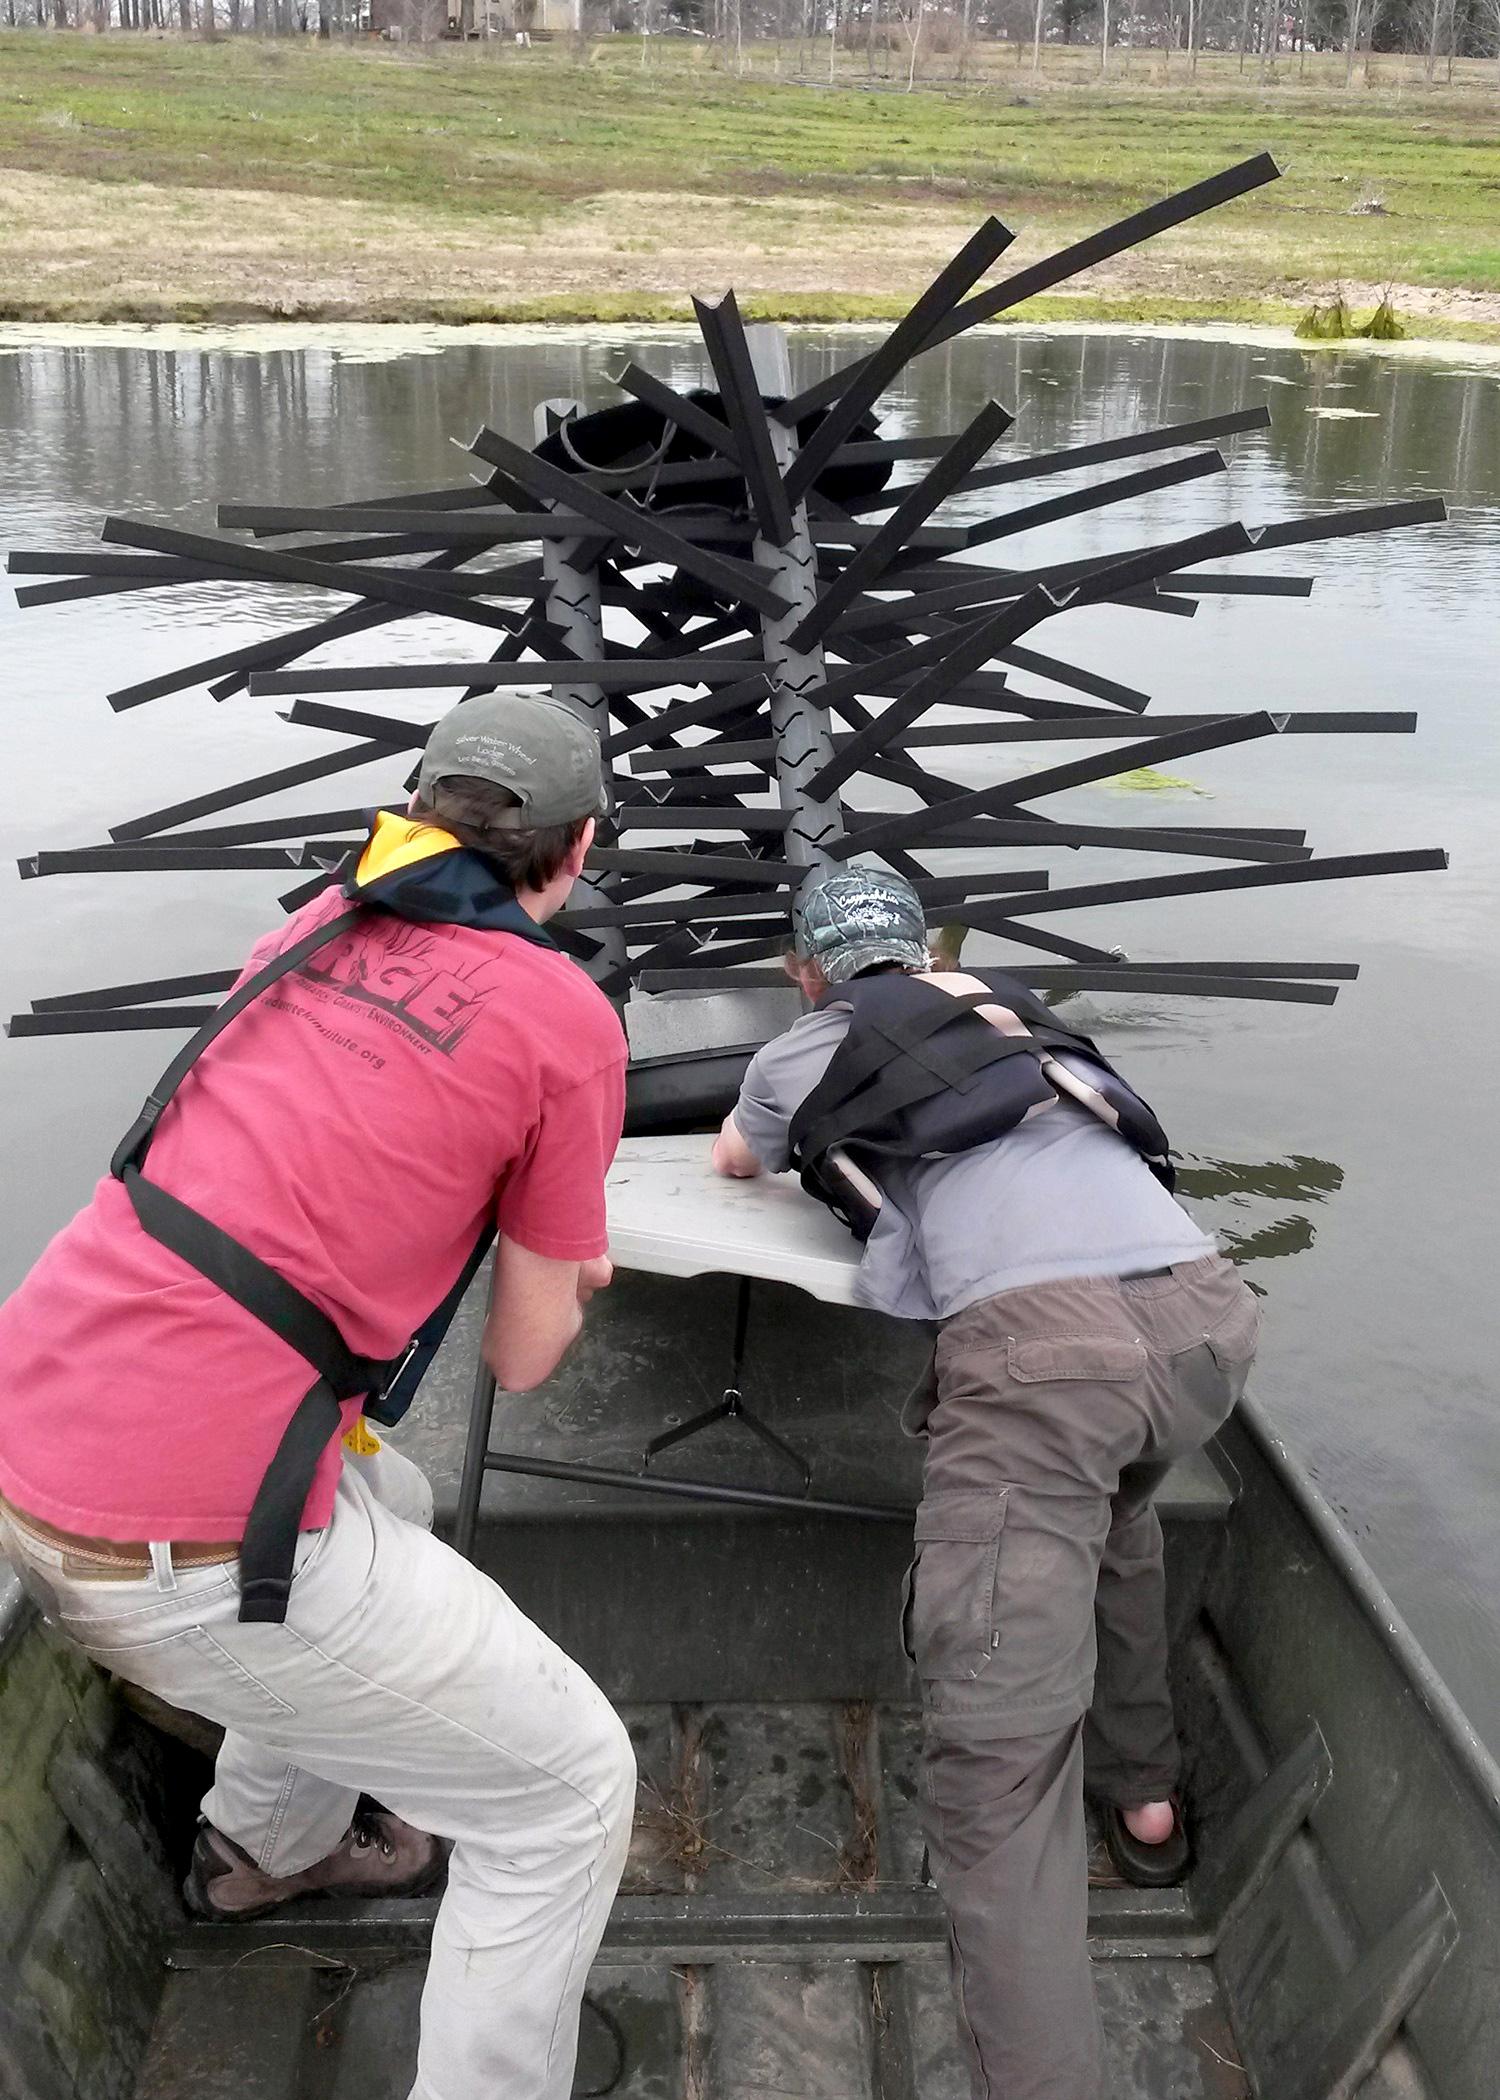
[0,1496,239,1577]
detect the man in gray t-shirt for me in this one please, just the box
[712,869,1259,2100]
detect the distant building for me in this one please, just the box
[368,0,570,34]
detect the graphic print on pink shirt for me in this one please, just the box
[0,892,626,1541]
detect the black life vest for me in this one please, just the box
[109,813,557,1625]
[787,967,1173,1242]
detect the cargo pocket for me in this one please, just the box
[1006,1334,1147,1385]
[902,1489,1009,1682]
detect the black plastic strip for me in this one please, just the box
[964,917,1121,963]
[278,869,341,912]
[830,710,1285,860]
[220,504,597,539]
[885,711,1416,745]
[994,646,1152,711]
[590,848,801,884]
[613,806,794,832]
[111,743,405,844]
[1055,961,1360,978]
[29,846,306,875]
[845,406,1274,516]
[1157,573,1314,598]
[962,449,1227,553]
[782,214,1015,497]
[787,154,1283,417]
[466,424,790,617]
[613,363,744,465]
[7,1007,222,1036]
[601,678,770,759]
[1007,970,1343,1004]
[629,739,778,774]
[851,818,1309,863]
[560,867,1049,931]
[252,658,767,698]
[31,970,240,1013]
[107,544,543,713]
[99,518,521,635]
[790,400,1015,651]
[957,847,1449,921]
[694,291,797,546]
[280,702,434,746]
[807,587,1061,797]
[158,808,387,849]
[1253,498,1448,550]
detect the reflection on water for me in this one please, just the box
[1,322,1499,1750]
[1175,1152,1344,1276]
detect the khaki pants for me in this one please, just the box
[1,1450,636,2100]
[902,1254,1261,2100]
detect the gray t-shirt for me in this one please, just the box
[733,1004,1213,1323]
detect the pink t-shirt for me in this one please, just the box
[0,891,626,1540]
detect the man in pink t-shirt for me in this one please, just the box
[0,695,635,2100]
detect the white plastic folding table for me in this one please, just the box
[450,1136,912,1556]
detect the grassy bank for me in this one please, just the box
[1,34,1497,335]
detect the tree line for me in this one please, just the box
[5,0,1500,78]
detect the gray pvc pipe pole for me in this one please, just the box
[536,399,628,990]
[743,328,842,880]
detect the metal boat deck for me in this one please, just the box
[140,1694,1251,2100]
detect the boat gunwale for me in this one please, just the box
[1230,1387,1500,1826]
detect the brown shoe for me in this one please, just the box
[185,1810,445,1920]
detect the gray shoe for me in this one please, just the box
[185,1810,445,1919]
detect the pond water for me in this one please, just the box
[1,323,1497,1746]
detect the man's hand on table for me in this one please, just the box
[712,1112,764,1180]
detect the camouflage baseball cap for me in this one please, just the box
[791,868,928,985]
[417,693,608,828]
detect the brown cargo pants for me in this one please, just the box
[900,1253,1261,2100]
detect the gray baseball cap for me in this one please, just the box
[417,694,608,828]
[791,868,928,985]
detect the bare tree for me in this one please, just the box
[896,0,925,83]
[1421,0,1453,76]
[1031,0,1044,67]
[1343,0,1365,80]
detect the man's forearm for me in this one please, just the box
[485,1236,597,1391]
[712,1111,763,1178]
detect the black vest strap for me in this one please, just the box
[236,1381,347,1624]
[119,1170,393,1407]
[111,905,366,1180]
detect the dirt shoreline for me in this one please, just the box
[4,313,1497,368]
[4,166,1498,347]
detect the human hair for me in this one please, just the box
[411,775,588,893]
